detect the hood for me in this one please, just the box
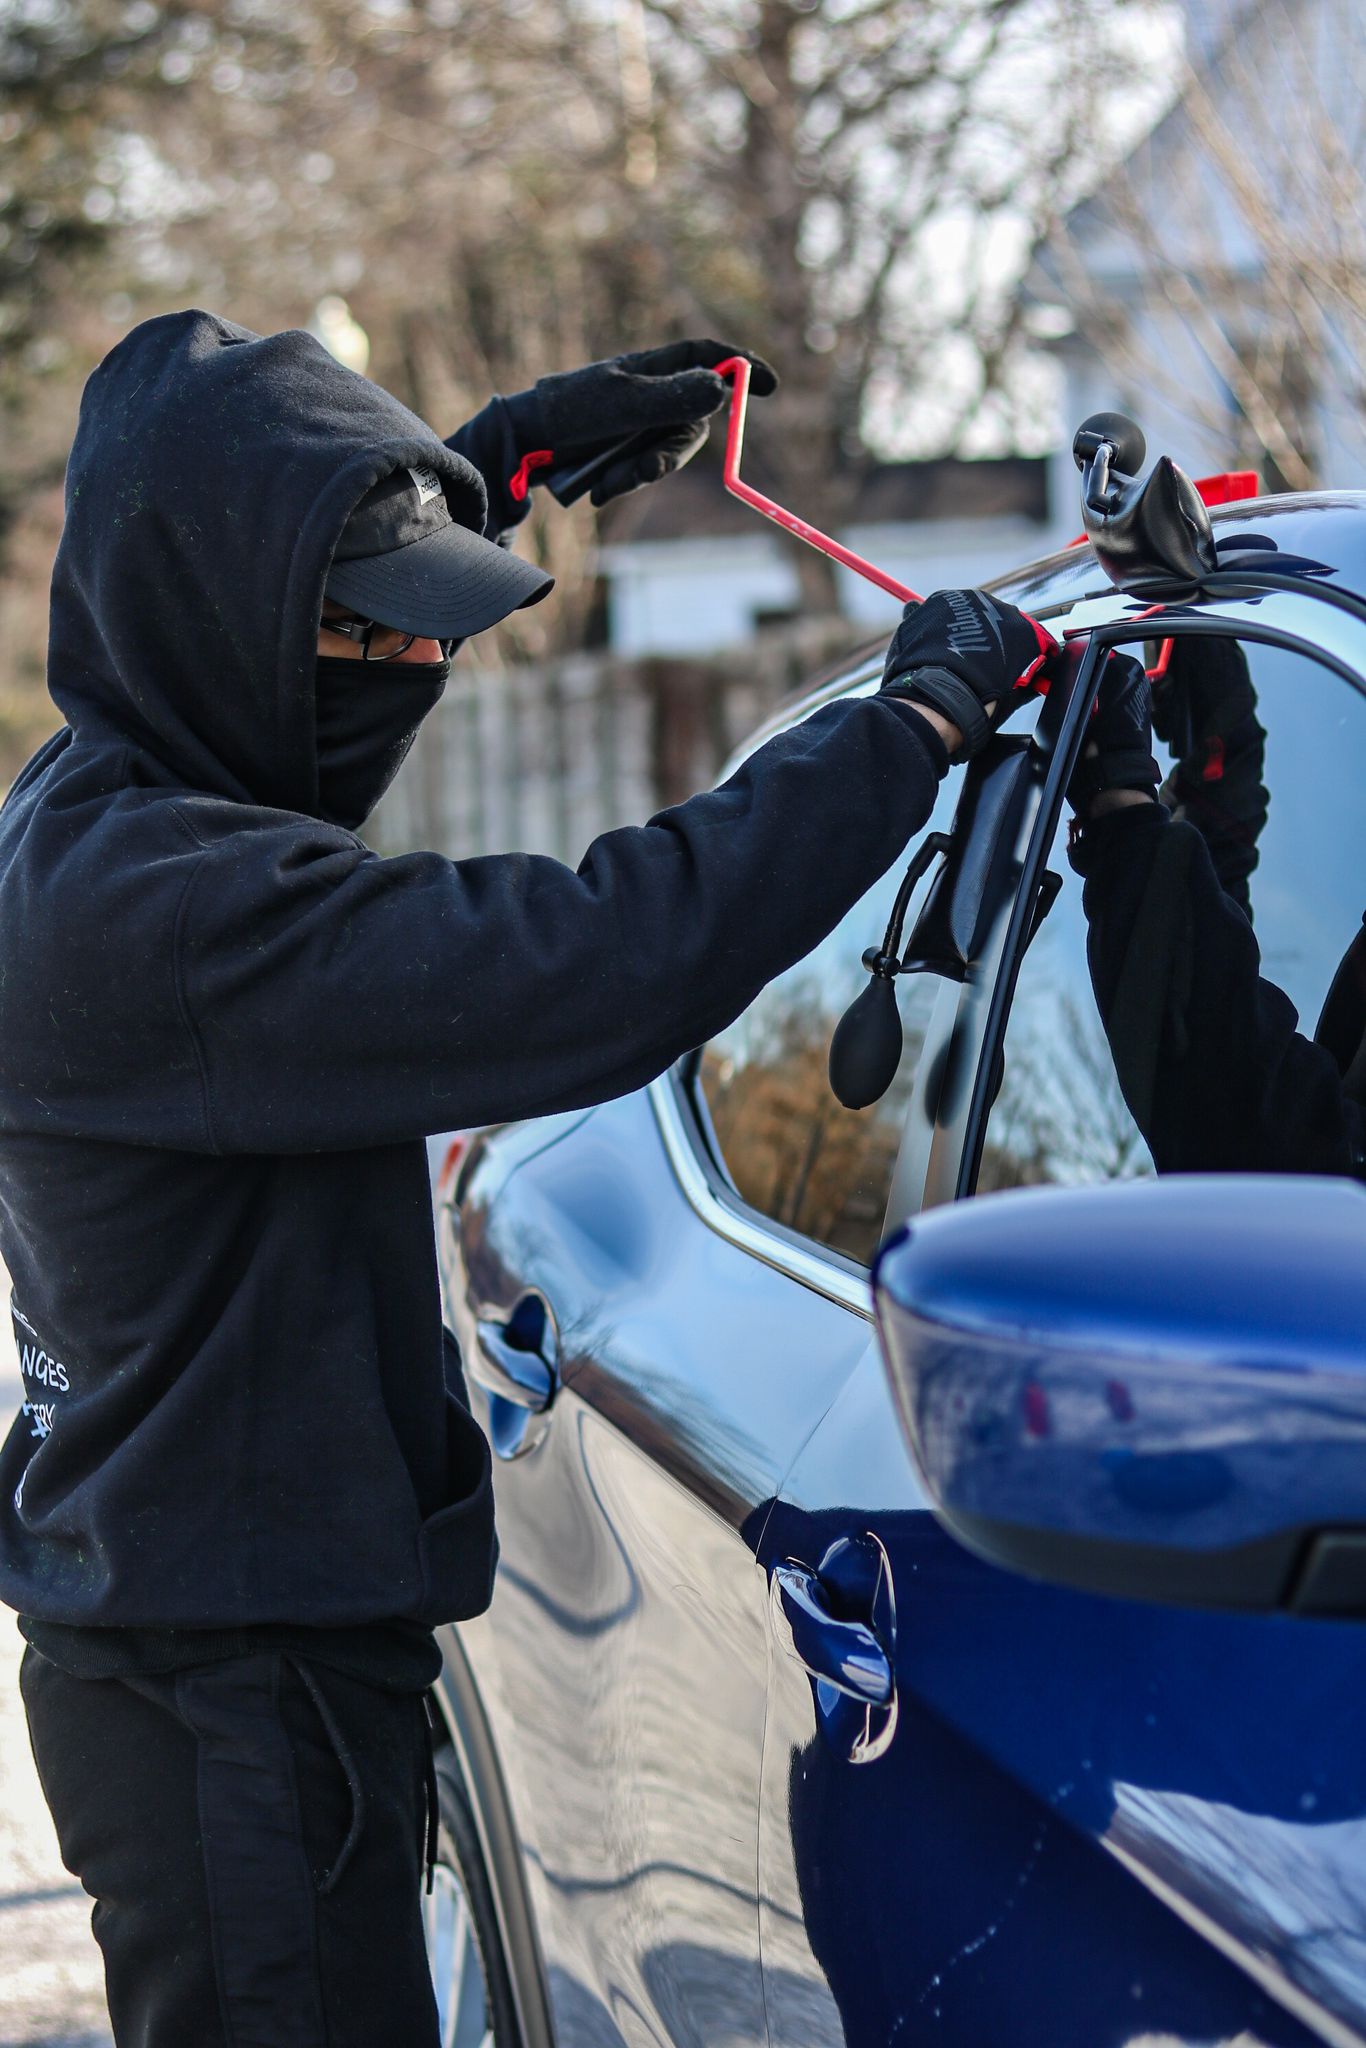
[46,308,489,815]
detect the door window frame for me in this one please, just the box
[648,656,904,1316]
[957,602,1366,1202]
[650,1062,877,1317]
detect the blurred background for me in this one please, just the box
[1,0,1363,856]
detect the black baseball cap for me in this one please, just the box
[325,463,554,638]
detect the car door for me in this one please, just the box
[443,673,960,2048]
[755,603,1366,2047]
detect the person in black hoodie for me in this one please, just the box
[0,308,1056,2045]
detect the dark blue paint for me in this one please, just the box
[758,1351,1341,2047]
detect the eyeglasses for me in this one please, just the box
[320,603,452,663]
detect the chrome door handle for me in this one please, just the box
[471,1294,559,1415]
[772,1561,893,1707]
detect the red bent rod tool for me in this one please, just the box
[713,356,921,606]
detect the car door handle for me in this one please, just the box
[772,1561,893,1707]
[472,1306,557,1414]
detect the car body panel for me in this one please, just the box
[760,1341,1363,2048]
[444,1087,871,2048]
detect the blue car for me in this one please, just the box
[421,481,1366,2048]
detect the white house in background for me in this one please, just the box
[1034,0,1366,509]
[594,0,1366,661]
[594,455,1073,658]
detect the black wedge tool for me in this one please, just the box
[1073,411,1218,593]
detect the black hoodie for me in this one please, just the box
[0,309,946,1674]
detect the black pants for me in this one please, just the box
[20,1645,442,2047]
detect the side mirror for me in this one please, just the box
[873,1177,1366,1616]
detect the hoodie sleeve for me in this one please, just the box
[444,395,545,542]
[1073,802,1364,1177]
[174,694,950,1155]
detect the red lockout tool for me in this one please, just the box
[712,356,921,604]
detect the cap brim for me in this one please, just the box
[325,519,553,638]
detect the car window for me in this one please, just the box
[694,718,960,1265]
[977,632,1366,1193]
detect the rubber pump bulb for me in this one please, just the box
[828,975,904,1110]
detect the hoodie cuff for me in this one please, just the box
[502,386,550,453]
[878,696,951,780]
[1068,796,1168,877]
[444,396,540,539]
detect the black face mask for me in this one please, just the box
[314,655,450,830]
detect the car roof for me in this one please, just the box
[988,489,1366,621]
[745,490,1366,757]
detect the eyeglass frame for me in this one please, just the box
[319,602,455,663]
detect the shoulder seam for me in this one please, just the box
[168,799,212,853]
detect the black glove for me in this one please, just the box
[1067,652,1161,814]
[1152,635,1267,913]
[880,589,1059,759]
[514,341,778,508]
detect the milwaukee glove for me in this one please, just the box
[1067,652,1162,815]
[507,341,778,508]
[879,590,1058,760]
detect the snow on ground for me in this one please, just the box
[0,1277,113,2048]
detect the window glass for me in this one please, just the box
[978,633,1366,1194]
[696,717,960,1265]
